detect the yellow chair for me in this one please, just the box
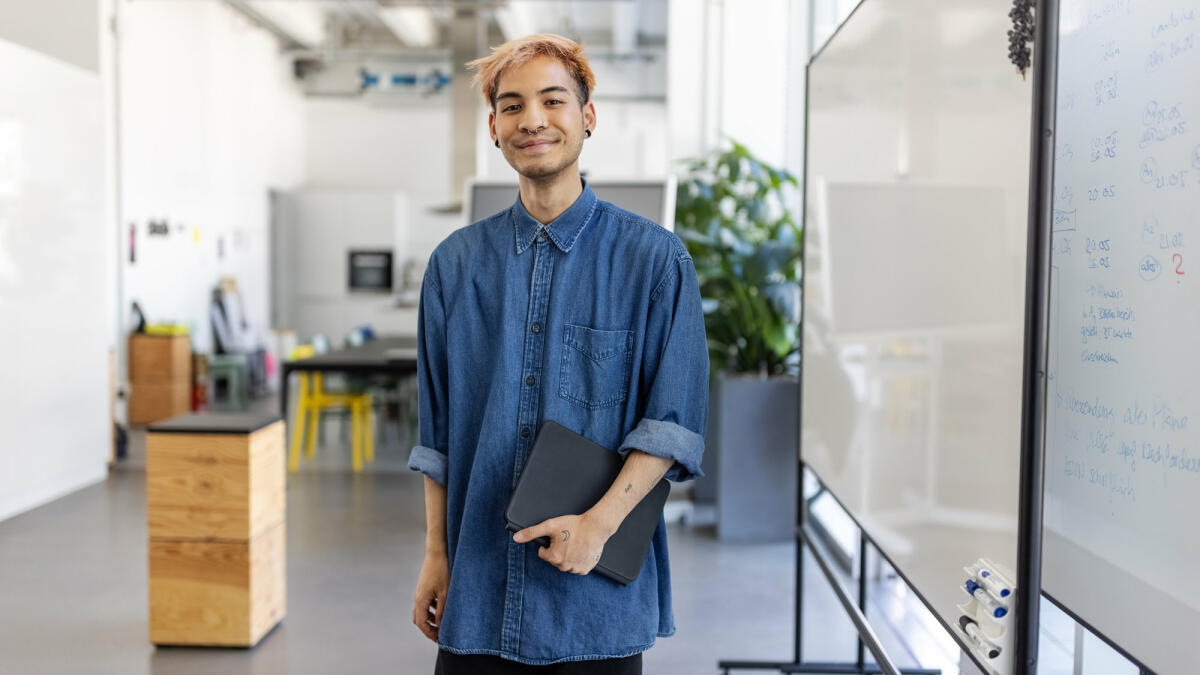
[287,345,375,472]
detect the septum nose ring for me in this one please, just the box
[525,125,544,135]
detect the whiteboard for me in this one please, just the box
[802,0,1032,658]
[1043,1,1200,673]
[0,38,109,518]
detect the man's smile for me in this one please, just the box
[518,139,557,152]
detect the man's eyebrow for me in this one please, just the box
[495,86,572,101]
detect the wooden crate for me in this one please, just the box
[129,333,192,383]
[148,520,286,646]
[146,422,285,540]
[147,413,286,647]
[129,380,192,426]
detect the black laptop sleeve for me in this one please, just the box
[504,420,671,585]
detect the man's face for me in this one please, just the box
[489,55,596,181]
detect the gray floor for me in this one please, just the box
[0,469,798,675]
[0,405,959,675]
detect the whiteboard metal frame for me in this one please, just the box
[1014,0,1057,671]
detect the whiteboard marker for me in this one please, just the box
[966,580,1008,618]
[978,569,1012,598]
[958,616,1001,659]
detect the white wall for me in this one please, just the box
[718,0,793,169]
[667,0,715,164]
[305,97,450,196]
[0,21,109,521]
[302,96,461,312]
[277,188,413,341]
[0,0,99,74]
[667,0,807,180]
[118,0,307,354]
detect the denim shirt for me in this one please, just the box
[407,178,709,665]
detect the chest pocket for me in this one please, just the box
[559,323,634,410]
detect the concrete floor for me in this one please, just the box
[0,409,961,675]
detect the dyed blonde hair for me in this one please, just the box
[466,33,596,110]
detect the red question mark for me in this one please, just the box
[1173,253,1184,282]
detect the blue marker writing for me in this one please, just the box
[966,579,1008,618]
[978,569,1012,598]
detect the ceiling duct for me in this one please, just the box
[221,0,317,49]
[376,5,439,48]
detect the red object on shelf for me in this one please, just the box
[192,382,208,411]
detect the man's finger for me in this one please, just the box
[413,591,431,628]
[537,544,564,567]
[434,588,447,626]
[414,589,443,643]
[514,518,554,543]
[417,608,435,641]
[420,603,439,642]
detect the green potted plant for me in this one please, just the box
[674,139,802,542]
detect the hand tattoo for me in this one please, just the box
[561,529,570,542]
[624,482,633,494]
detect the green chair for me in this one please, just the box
[208,353,249,411]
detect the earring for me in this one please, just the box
[494,139,500,148]
[584,129,592,138]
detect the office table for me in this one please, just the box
[279,336,419,420]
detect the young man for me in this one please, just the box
[408,34,709,674]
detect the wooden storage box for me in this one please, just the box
[129,333,192,383]
[146,413,286,647]
[129,380,192,427]
[146,419,285,540]
[129,333,193,425]
[149,521,285,646]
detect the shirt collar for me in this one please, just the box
[511,178,599,255]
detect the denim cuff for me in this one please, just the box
[408,445,448,486]
[617,418,706,482]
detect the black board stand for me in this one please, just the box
[715,471,940,675]
[715,0,1063,671]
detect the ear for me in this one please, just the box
[582,101,596,134]
[488,109,497,144]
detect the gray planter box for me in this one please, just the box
[696,372,798,542]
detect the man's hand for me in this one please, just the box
[513,513,613,575]
[412,550,449,642]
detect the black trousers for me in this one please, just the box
[434,649,642,675]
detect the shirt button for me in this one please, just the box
[521,427,531,438]
[531,323,541,333]
[525,375,535,386]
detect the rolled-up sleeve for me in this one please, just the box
[407,268,450,486]
[617,254,709,482]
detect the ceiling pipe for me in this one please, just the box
[376,3,439,48]
[221,0,314,49]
